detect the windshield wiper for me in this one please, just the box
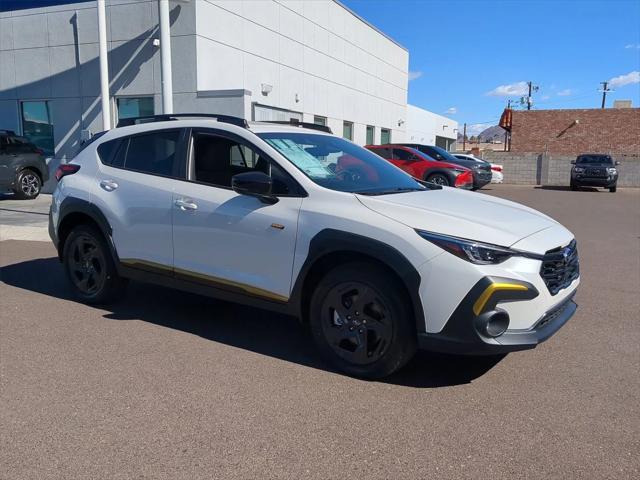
[355,187,427,196]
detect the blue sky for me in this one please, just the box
[342,0,640,133]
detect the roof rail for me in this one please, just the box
[0,129,16,135]
[262,119,333,134]
[116,113,248,129]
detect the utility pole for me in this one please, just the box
[599,81,611,109]
[97,0,111,130]
[525,81,538,110]
[158,0,174,114]
[462,123,467,150]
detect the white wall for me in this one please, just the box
[194,0,409,144]
[406,104,458,146]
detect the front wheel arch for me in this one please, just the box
[291,229,426,335]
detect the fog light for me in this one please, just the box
[476,309,510,337]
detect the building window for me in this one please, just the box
[366,125,375,145]
[116,97,154,123]
[342,121,353,140]
[380,128,391,144]
[313,115,327,126]
[20,101,55,156]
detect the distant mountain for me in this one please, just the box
[457,125,505,142]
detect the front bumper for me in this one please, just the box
[573,176,617,187]
[472,171,492,189]
[418,289,577,354]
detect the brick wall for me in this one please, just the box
[482,151,640,187]
[510,108,640,154]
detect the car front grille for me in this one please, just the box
[540,240,579,295]
[585,167,607,177]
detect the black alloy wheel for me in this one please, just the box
[320,282,392,365]
[63,225,126,304]
[309,262,416,379]
[67,233,107,296]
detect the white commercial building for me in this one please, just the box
[0,0,455,166]
[405,104,458,151]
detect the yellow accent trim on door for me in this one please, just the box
[473,283,528,316]
[120,258,289,303]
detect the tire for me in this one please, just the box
[13,169,42,199]
[63,224,126,305]
[426,173,450,187]
[609,186,616,193]
[308,262,417,379]
[570,181,578,191]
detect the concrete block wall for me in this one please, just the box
[482,151,640,187]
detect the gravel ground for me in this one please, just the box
[1,185,639,479]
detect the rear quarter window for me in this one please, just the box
[96,139,121,165]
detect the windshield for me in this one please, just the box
[426,145,459,162]
[258,132,425,194]
[577,155,612,164]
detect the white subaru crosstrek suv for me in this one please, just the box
[49,114,579,379]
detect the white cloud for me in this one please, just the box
[485,81,529,96]
[408,71,423,81]
[541,95,551,100]
[445,107,457,114]
[625,44,640,49]
[557,89,573,96]
[466,122,494,135]
[608,71,640,88]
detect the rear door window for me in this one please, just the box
[124,130,180,176]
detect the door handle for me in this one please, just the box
[99,179,119,192]
[175,197,198,211]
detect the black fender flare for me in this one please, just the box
[423,168,456,185]
[289,229,426,333]
[56,197,119,264]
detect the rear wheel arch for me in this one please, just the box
[57,198,117,264]
[291,229,425,334]
[18,166,43,183]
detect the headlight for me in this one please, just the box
[453,169,467,175]
[574,167,585,173]
[416,230,542,265]
[607,167,617,174]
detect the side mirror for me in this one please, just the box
[570,160,576,164]
[232,171,278,204]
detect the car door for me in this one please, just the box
[392,148,421,177]
[171,129,303,302]
[0,136,11,185]
[92,128,187,271]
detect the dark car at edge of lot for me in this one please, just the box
[398,143,492,190]
[0,130,49,199]
[570,154,619,193]
[365,144,474,189]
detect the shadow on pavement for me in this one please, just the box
[534,185,601,192]
[1,256,503,388]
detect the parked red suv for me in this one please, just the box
[365,145,473,189]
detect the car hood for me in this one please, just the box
[356,187,562,248]
[448,158,490,171]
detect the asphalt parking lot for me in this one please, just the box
[1,185,639,479]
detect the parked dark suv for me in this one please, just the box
[0,130,48,199]
[398,143,492,190]
[570,154,619,193]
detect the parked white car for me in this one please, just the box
[455,154,504,183]
[49,114,579,379]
